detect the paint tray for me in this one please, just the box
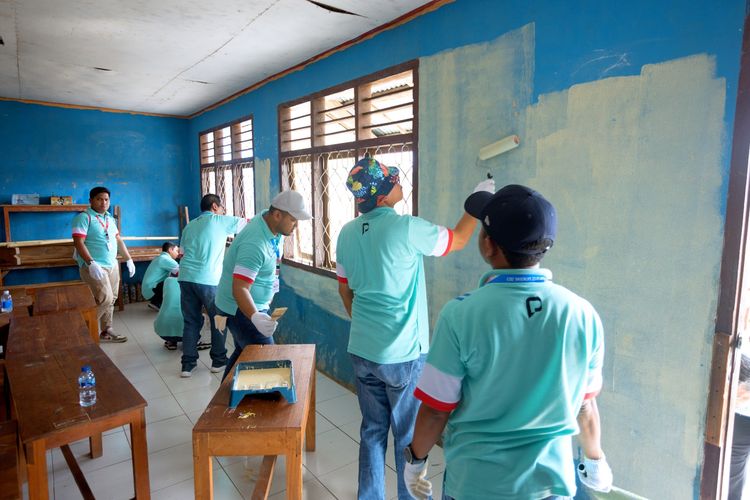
[229,359,296,408]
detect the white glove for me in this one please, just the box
[126,259,136,278]
[403,460,432,500]
[577,455,613,493]
[251,312,278,338]
[87,261,106,281]
[473,178,496,194]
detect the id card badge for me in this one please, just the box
[273,259,281,293]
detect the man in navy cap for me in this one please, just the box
[404,184,613,499]
[336,154,494,500]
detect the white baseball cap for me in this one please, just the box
[270,190,312,220]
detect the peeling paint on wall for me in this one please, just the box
[420,26,724,498]
[257,21,727,499]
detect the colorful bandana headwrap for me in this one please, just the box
[346,156,400,213]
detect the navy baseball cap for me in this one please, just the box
[464,184,556,255]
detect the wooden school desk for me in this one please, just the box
[33,284,99,343]
[193,344,316,499]
[6,312,150,499]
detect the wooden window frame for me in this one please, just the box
[278,61,420,278]
[198,115,256,218]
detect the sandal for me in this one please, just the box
[164,341,178,351]
[100,330,128,343]
[196,341,211,351]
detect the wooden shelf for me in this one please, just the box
[1,204,90,241]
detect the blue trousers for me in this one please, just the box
[179,281,227,371]
[221,307,274,381]
[350,353,426,500]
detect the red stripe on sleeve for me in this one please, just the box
[337,276,348,284]
[72,232,87,238]
[414,387,458,412]
[584,390,600,400]
[232,273,255,284]
[441,229,454,257]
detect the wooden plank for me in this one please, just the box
[130,409,150,499]
[193,433,213,500]
[60,444,95,500]
[704,332,733,446]
[250,455,277,500]
[0,420,20,500]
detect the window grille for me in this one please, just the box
[199,116,255,218]
[279,62,418,275]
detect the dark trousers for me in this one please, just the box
[729,413,750,499]
[221,307,274,381]
[150,281,165,308]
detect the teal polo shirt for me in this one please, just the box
[141,252,179,299]
[71,208,119,268]
[215,211,282,315]
[415,268,605,499]
[178,212,245,286]
[154,277,183,339]
[335,207,452,364]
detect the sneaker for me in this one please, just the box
[180,366,195,378]
[100,329,127,343]
[196,341,211,351]
[210,365,225,373]
[147,303,160,312]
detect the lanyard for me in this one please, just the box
[269,238,280,260]
[94,213,109,236]
[487,273,547,284]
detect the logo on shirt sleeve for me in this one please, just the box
[526,296,543,318]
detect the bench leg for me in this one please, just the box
[193,433,212,500]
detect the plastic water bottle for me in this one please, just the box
[78,365,97,407]
[0,290,12,313]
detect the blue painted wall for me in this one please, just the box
[0,101,191,284]
[185,1,745,496]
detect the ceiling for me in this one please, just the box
[0,0,434,117]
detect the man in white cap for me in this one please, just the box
[215,190,312,380]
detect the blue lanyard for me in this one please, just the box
[487,273,547,284]
[269,238,280,259]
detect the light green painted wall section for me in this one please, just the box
[274,22,726,498]
[255,158,272,212]
[419,24,725,498]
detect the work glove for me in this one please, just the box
[87,261,106,281]
[126,259,136,278]
[251,312,278,338]
[577,455,613,493]
[473,177,496,194]
[403,460,432,500]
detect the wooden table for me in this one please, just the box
[193,344,316,500]
[7,311,93,356]
[33,284,99,343]
[6,313,150,499]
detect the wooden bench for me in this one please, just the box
[193,344,316,500]
[0,419,21,500]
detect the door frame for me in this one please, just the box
[700,12,750,499]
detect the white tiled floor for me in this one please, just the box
[33,305,444,499]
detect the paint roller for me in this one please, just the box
[477,134,520,178]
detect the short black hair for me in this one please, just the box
[200,194,222,212]
[89,186,110,199]
[268,206,284,216]
[162,242,177,252]
[500,238,554,268]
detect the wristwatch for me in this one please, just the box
[404,444,427,465]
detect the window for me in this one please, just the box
[279,61,418,275]
[199,116,255,218]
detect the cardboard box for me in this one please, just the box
[11,194,40,205]
[49,196,73,205]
